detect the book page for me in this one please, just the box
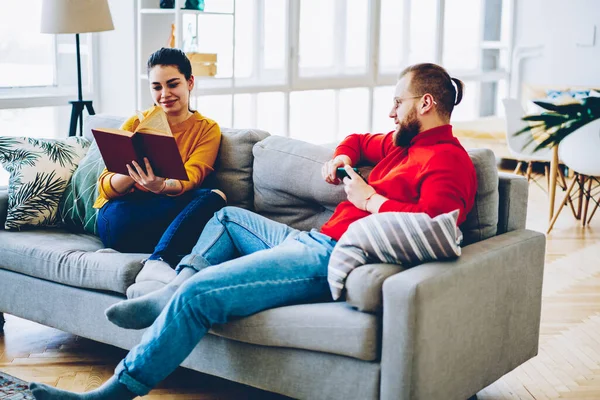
[136,107,172,136]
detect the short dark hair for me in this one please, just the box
[147,47,193,80]
[399,63,464,120]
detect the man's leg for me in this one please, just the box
[106,207,300,329]
[31,230,335,399]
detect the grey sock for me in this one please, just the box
[30,375,134,400]
[105,267,197,330]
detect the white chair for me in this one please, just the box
[502,98,577,216]
[548,118,600,233]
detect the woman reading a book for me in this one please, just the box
[92,47,226,285]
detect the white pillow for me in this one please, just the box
[0,136,90,230]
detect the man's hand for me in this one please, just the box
[322,155,352,185]
[127,158,166,194]
[342,165,376,211]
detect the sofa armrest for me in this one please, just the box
[345,264,404,312]
[379,229,546,400]
[0,187,7,230]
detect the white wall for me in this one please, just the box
[95,0,136,116]
[514,0,600,90]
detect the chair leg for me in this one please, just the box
[514,161,523,175]
[545,164,550,189]
[526,162,533,182]
[548,174,580,234]
[559,168,580,219]
[582,176,593,226]
[577,174,585,220]
[587,193,600,225]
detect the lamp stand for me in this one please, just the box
[68,33,95,136]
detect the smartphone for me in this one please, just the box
[336,167,361,180]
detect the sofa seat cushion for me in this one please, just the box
[0,229,145,294]
[210,302,380,361]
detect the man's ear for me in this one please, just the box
[420,94,435,114]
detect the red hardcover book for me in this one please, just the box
[92,107,189,181]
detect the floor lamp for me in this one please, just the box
[41,0,114,137]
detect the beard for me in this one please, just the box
[393,106,422,147]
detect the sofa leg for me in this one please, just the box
[0,312,5,333]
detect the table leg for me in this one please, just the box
[548,146,559,224]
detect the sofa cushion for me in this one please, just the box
[253,136,349,231]
[0,187,7,229]
[328,209,462,301]
[254,137,499,242]
[0,136,91,230]
[460,149,499,245]
[83,114,125,141]
[211,128,270,210]
[210,302,380,361]
[0,229,145,294]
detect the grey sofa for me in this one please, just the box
[0,115,546,400]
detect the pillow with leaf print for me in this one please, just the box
[0,136,91,230]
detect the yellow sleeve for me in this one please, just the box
[92,115,141,209]
[175,121,222,195]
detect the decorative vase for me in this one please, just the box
[184,0,205,11]
[160,0,175,8]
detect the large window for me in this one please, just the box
[180,0,514,142]
[0,0,93,139]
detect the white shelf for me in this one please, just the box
[181,10,234,16]
[136,0,237,110]
[140,8,233,16]
[140,8,175,14]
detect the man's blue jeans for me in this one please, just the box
[114,206,336,395]
[97,189,225,266]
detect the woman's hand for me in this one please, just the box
[127,158,166,194]
[322,155,352,185]
[341,165,377,211]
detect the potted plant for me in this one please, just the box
[516,96,600,151]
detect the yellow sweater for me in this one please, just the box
[93,109,221,209]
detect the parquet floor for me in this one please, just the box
[1,171,600,399]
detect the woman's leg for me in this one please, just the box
[106,207,302,329]
[148,189,227,266]
[96,192,186,253]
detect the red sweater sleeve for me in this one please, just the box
[379,150,474,225]
[333,132,395,165]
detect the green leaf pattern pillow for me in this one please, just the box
[0,136,90,230]
[58,141,106,235]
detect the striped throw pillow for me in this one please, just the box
[327,210,463,301]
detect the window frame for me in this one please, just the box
[184,0,514,140]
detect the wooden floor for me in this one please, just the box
[1,171,600,399]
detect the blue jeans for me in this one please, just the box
[114,206,336,395]
[97,189,226,266]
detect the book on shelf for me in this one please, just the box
[92,107,189,181]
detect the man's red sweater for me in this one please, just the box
[320,125,478,241]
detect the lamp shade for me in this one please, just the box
[41,0,114,34]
